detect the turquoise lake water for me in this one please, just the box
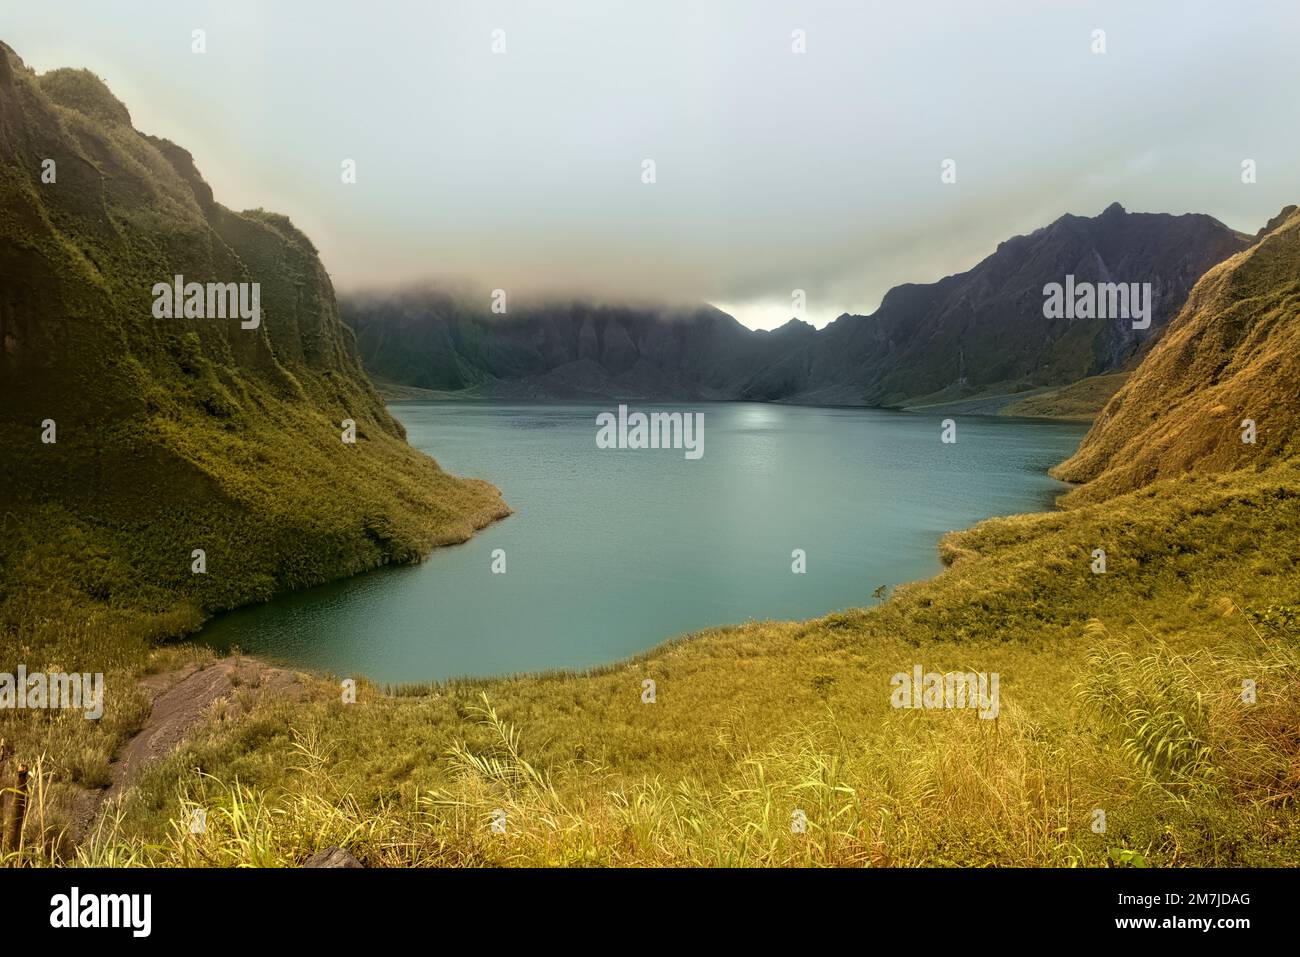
[197,402,1086,683]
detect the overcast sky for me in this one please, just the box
[8,1,1300,328]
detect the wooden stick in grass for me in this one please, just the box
[0,738,9,832]
[2,764,29,853]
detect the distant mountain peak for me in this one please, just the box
[1256,204,1299,240]
[767,317,815,334]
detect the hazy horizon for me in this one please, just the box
[8,0,1299,328]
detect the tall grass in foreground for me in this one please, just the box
[77,616,1300,868]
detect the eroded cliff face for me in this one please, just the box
[0,43,507,635]
[0,49,393,430]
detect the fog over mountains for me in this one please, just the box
[343,204,1250,407]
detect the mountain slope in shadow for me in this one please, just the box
[344,203,1250,406]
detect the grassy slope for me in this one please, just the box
[0,49,507,844]
[1054,209,1300,502]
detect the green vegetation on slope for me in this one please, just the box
[0,45,507,848]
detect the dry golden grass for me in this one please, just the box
[1002,372,1130,421]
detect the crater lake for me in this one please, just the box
[197,402,1087,683]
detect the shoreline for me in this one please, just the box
[378,381,1111,422]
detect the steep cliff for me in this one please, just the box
[0,44,508,650]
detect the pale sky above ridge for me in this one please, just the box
[7,0,1299,328]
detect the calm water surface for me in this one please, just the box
[197,402,1086,682]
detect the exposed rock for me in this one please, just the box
[304,847,363,868]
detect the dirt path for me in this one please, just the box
[75,656,304,841]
